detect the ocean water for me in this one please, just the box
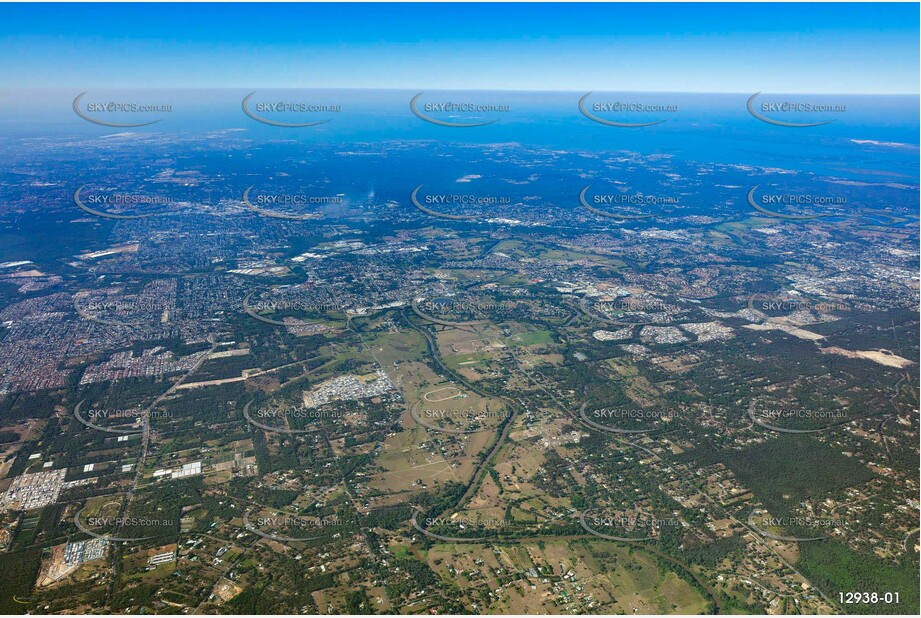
[0,89,917,224]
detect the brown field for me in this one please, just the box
[424,539,709,614]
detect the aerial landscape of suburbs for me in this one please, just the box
[0,2,918,616]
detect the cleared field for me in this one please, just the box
[424,539,709,614]
[364,354,506,494]
[366,329,428,367]
[583,541,710,614]
[507,330,554,346]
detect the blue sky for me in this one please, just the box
[1,2,918,93]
